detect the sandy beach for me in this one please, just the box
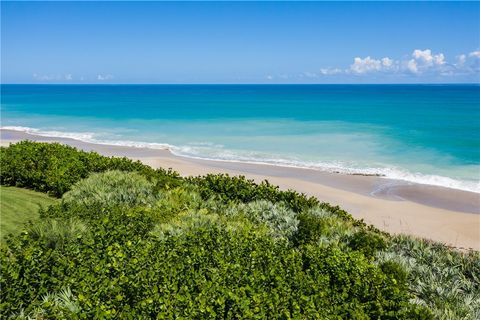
[1,129,479,250]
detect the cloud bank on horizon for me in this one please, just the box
[29,49,480,84]
[267,49,480,82]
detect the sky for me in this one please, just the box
[1,1,479,84]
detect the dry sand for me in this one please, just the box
[1,129,479,250]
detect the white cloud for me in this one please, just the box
[266,75,274,80]
[33,73,74,81]
[407,49,447,74]
[97,74,114,81]
[302,72,318,78]
[453,51,480,74]
[350,56,381,74]
[319,68,343,75]
[454,50,480,74]
[346,48,479,77]
[349,56,397,74]
[279,48,479,81]
[347,49,453,76]
[412,49,445,65]
[456,54,467,65]
[33,73,54,81]
[406,59,418,74]
[381,57,393,68]
[468,51,480,58]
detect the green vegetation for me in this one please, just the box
[0,140,181,197]
[0,186,55,239]
[62,170,158,210]
[379,236,480,320]
[1,141,478,319]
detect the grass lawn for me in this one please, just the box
[0,186,56,239]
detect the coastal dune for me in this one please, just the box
[1,129,479,250]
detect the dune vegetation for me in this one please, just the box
[0,141,478,319]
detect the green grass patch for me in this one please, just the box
[0,186,56,239]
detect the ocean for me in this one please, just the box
[1,84,479,192]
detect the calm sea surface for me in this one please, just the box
[2,84,479,192]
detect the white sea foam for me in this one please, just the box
[1,126,173,150]
[2,126,479,193]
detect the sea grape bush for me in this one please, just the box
[188,173,320,214]
[349,230,388,260]
[0,141,181,197]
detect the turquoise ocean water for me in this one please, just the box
[1,84,479,192]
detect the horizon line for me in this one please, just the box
[2,83,479,86]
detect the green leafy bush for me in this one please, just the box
[294,210,327,246]
[188,173,320,213]
[0,141,181,197]
[349,229,388,259]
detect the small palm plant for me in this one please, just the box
[12,288,80,319]
[377,235,480,320]
[27,218,88,249]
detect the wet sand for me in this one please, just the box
[1,129,479,250]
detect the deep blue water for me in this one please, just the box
[1,84,479,191]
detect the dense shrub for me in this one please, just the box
[0,141,181,196]
[1,202,431,319]
[188,174,320,213]
[62,170,158,210]
[294,210,328,246]
[349,229,388,259]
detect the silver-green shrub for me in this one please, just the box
[62,170,157,209]
[153,211,216,239]
[28,218,89,250]
[306,207,354,246]
[232,200,299,239]
[377,235,480,320]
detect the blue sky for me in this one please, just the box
[1,1,479,84]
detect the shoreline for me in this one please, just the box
[2,126,478,195]
[1,128,479,250]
